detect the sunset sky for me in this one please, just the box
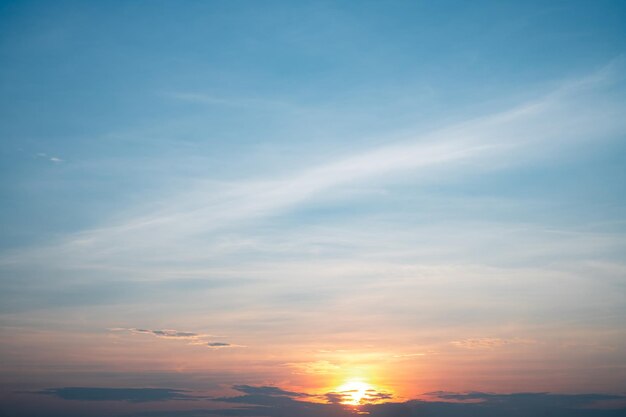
[1,1,626,416]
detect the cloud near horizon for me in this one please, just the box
[39,387,198,403]
[34,385,626,417]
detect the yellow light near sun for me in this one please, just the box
[336,380,373,405]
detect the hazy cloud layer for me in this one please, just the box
[125,386,626,417]
[39,387,197,403]
[451,337,536,349]
[211,386,626,416]
[285,360,341,375]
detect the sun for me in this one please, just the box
[336,380,374,405]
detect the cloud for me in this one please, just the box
[128,387,626,417]
[205,342,245,349]
[135,328,201,338]
[451,337,536,349]
[324,387,394,405]
[39,387,197,402]
[35,152,63,163]
[230,385,309,398]
[110,327,203,339]
[25,385,626,417]
[392,352,431,358]
[109,328,242,349]
[6,61,625,272]
[212,385,312,410]
[285,360,341,374]
[422,392,626,412]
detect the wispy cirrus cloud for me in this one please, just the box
[285,360,341,375]
[450,337,536,349]
[391,352,430,358]
[3,61,625,272]
[167,92,301,112]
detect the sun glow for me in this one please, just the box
[336,380,374,405]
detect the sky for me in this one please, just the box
[1,1,626,416]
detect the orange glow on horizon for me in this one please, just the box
[336,380,372,405]
[331,378,394,406]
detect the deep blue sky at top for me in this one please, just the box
[0,0,625,249]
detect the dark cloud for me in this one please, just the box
[231,385,309,398]
[378,394,626,417]
[324,392,346,404]
[39,387,197,403]
[365,391,394,401]
[138,388,626,417]
[22,386,626,417]
[211,385,311,408]
[207,342,232,347]
[423,391,626,411]
[324,386,393,405]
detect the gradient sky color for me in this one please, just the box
[1,1,626,416]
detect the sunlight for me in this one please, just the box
[336,380,374,405]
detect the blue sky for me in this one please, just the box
[1,1,626,416]
[2,0,625,247]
